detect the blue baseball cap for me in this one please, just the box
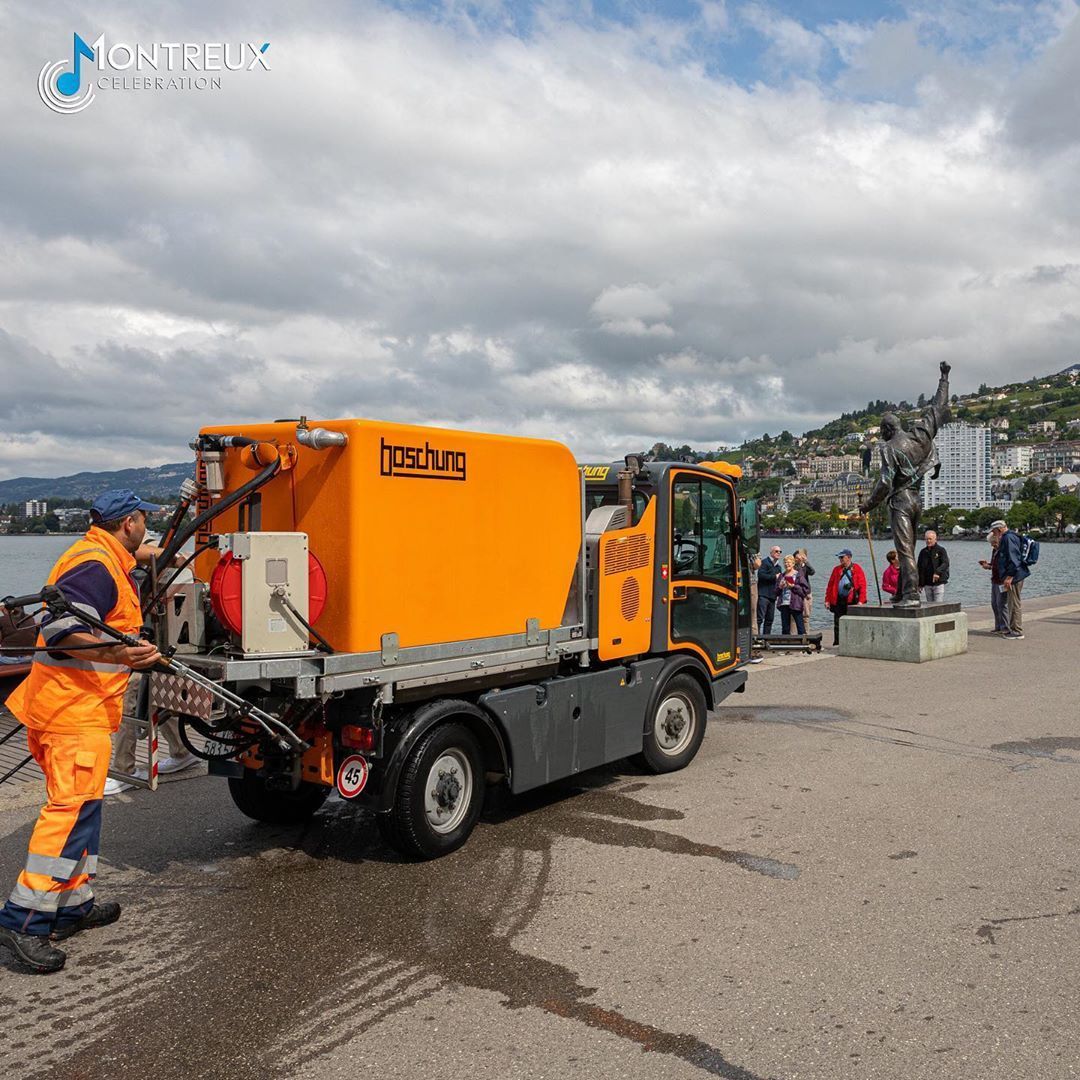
[90,489,163,524]
[835,548,853,557]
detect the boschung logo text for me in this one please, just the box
[380,438,468,482]
[38,32,270,114]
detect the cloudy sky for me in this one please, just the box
[3,1,1080,479]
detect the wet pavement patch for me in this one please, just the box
[723,706,851,727]
[21,774,789,1080]
[989,736,1080,763]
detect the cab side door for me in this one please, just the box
[667,471,738,674]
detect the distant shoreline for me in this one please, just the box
[762,531,1079,543]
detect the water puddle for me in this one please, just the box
[37,775,787,1080]
[989,736,1080,763]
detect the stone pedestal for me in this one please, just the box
[839,602,968,663]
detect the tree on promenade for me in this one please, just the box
[1007,500,1040,530]
[1042,494,1080,535]
[1020,477,1060,507]
[922,504,958,533]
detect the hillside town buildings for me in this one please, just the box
[993,445,1033,475]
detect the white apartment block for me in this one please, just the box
[24,500,47,518]
[921,422,992,510]
[992,444,1033,476]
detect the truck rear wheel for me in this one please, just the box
[227,769,330,825]
[636,672,707,774]
[378,722,484,859]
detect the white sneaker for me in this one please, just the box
[103,777,133,796]
[158,754,198,775]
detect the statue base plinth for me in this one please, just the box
[839,603,967,663]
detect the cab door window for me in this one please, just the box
[672,478,735,588]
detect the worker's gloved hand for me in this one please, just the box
[111,642,162,670]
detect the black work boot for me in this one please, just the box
[0,926,67,973]
[50,900,122,942]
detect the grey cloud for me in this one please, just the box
[2,3,1080,479]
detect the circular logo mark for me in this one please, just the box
[38,59,96,114]
[336,754,369,799]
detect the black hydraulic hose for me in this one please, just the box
[177,716,257,761]
[0,643,138,653]
[157,454,280,571]
[275,591,334,654]
[142,543,212,616]
[186,716,259,747]
[0,755,34,786]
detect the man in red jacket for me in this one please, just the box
[824,549,868,647]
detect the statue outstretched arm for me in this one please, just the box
[923,361,951,438]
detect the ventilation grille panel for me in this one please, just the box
[620,576,641,621]
[603,534,650,575]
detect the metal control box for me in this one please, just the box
[224,532,311,655]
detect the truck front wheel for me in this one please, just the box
[378,722,484,859]
[637,672,708,773]
[227,769,330,825]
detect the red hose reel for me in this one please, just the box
[209,550,328,636]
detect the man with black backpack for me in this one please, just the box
[989,520,1037,639]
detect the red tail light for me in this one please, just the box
[341,725,375,751]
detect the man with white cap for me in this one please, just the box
[988,520,1028,639]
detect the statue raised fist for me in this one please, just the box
[939,361,951,376]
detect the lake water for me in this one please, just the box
[1,534,1076,635]
[761,537,1080,632]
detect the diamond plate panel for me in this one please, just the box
[150,671,215,720]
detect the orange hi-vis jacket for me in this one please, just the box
[6,527,141,733]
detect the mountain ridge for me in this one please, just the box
[0,463,192,504]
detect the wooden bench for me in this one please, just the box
[753,632,823,654]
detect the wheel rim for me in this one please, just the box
[424,750,473,834]
[654,692,696,756]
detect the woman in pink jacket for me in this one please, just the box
[882,549,900,601]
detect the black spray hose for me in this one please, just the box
[0,643,136,654]
[177,716,258,761]
[274,590,334,654]
[142,543,213,616]
[157,454,280,571]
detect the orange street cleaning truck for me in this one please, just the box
[144,420,760,857]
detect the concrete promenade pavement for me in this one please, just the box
[0,593,1078,1080]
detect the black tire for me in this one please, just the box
[227,769,330,825]
[378,722,484,859]
[636,672,708,774]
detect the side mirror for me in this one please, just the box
[740,498,760,552]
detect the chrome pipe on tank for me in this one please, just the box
[295,422,348,450]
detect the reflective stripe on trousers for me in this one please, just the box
[0,728,110,936]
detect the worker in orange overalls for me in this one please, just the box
[0,490,165,973]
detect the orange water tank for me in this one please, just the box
[193,419,583,654]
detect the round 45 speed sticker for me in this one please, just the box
[336,755,369,799]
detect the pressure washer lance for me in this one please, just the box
[0,586,307,754]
